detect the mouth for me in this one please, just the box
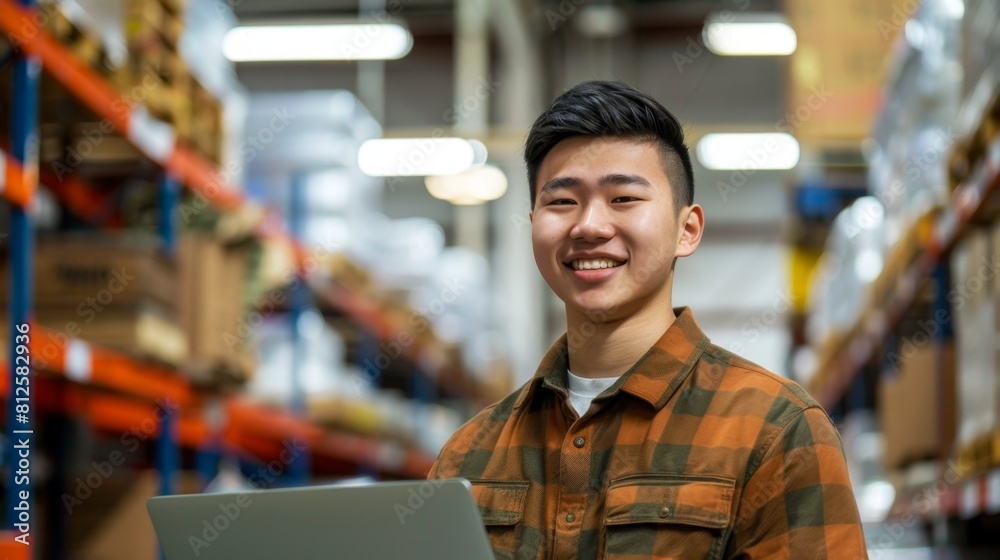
[563,257,627,271]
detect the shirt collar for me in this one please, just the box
[514,306,710,411]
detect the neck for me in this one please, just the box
[564,289,676,379]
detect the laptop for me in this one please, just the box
[147,478,495,560]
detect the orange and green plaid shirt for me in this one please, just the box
[429,307,867,560]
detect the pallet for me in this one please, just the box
[957,430,1000,478]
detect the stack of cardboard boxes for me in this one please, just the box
[879,343,954,472]
[950,225,1000,473]
[0,231,255,386]
[1,234,188,366]
[881,220,1000,474]
[36,0,226,164]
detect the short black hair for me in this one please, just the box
[524,81,694,210]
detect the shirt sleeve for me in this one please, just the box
[725,406,868,560]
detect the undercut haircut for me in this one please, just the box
[524,80,694,211]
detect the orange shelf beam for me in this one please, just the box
[1,150,35,208]
[30,326,198,407]
[0,532,30,558]
[166,146,244,210]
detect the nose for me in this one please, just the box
[569,201,616,241]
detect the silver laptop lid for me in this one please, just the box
[147,478,495,560]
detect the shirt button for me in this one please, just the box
[659,506,671,518]
[565,512,576,523]
[573,437,586,448]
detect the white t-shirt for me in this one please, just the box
[566,369,619,417]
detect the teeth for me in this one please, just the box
[572,258,623,270]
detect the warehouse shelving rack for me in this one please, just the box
[1,0,453,552]
[804,63,1000,521]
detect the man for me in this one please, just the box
[428,81,867,560]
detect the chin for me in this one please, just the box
[567,294,628,320]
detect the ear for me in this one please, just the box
[675,204,704,258]
[529,210,533,224]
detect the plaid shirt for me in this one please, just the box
[429,307,867,560]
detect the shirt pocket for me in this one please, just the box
[470,480,529,560]
[603,474,735,560]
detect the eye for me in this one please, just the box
[549,199,576,205]
[612,196,640,203]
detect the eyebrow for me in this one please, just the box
[539,173,652,195]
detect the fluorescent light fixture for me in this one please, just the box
[468,139,489,165]
[223,24,413,62]
[358,138,480,177]
[575,5,629,38]
[425,165,508,205]
[703,14,796,56]
[696,133,800,170]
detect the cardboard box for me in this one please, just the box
[880,342,955,471]
[68,470,201,560]
[950,228,999,452]
[70,471,159,560]
[35,302,188,365]
[178,234,251,384]
[0,234,177,309]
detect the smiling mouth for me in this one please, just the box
[563,258,627,271]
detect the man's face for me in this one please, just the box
[530,136,699,319]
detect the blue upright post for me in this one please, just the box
[156,403,178,496]
[156,170,180,560]
[932,262,954,457]
[356,332,381,479]
[195,446,219,491]
[6,1,39,543]
[155,405,178,555]
[156,171,181,559]
[412,365,438,479]
[287,173,309,485]
[930,261,955,546]
[158,173,180,257]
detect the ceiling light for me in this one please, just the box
[223,24,413,62]
[425,165,508,205]
[358,138,480,177]
[696,133,800,170]
[703,14,796,56]
[575,5,629,38]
